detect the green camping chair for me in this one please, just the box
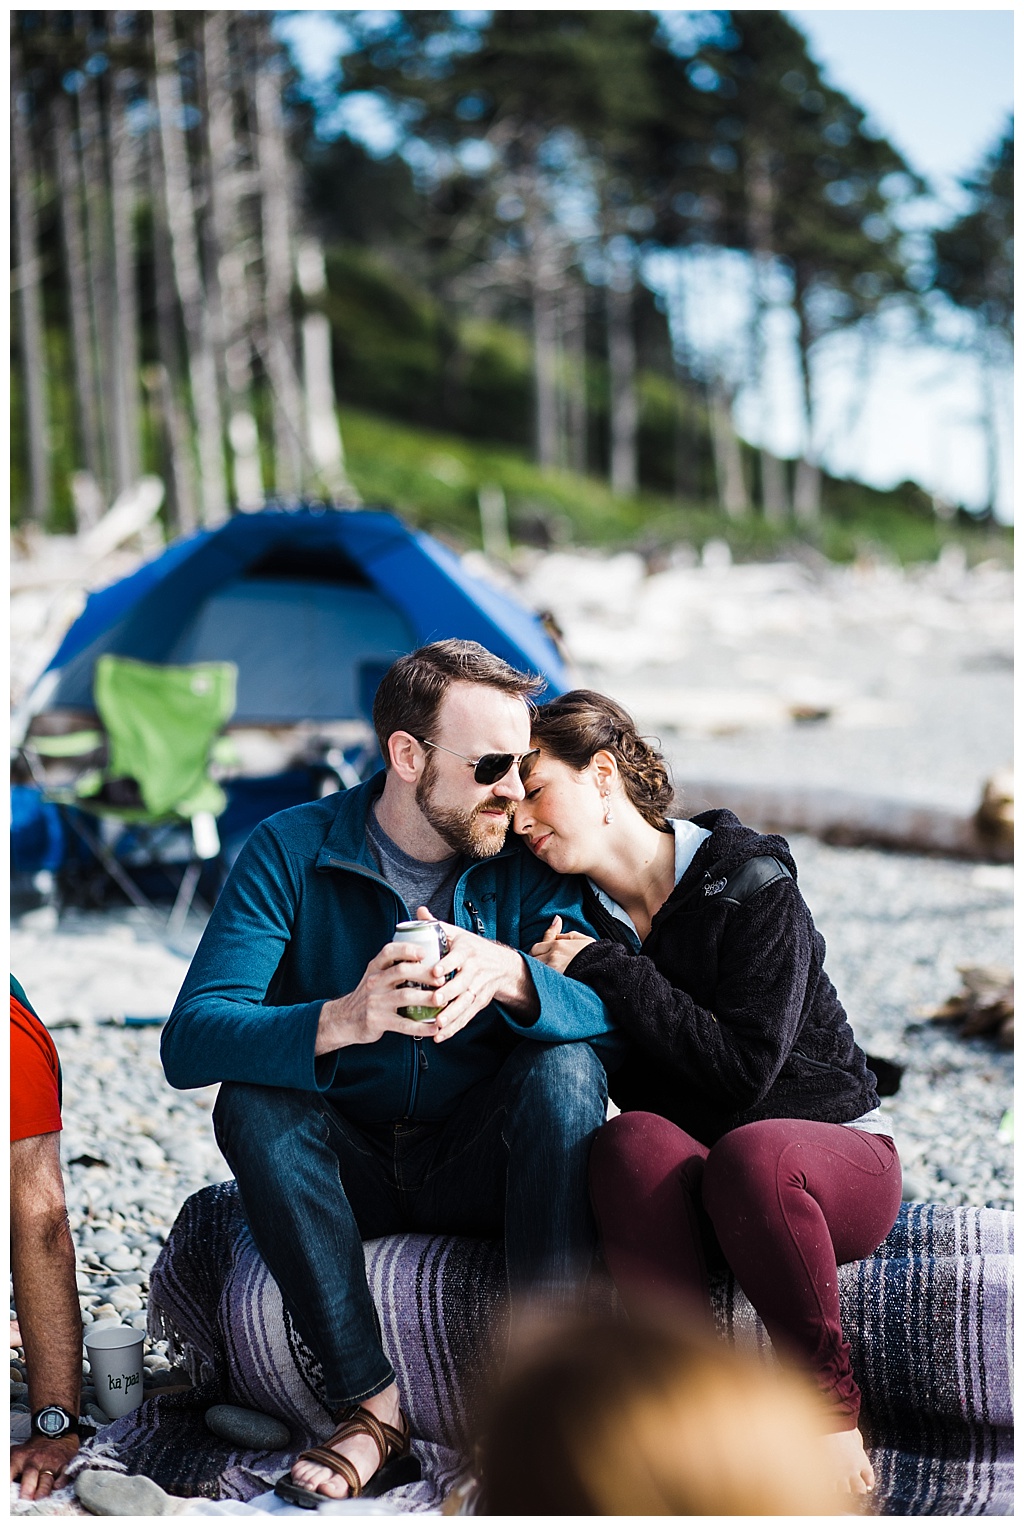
[24,656,237,934]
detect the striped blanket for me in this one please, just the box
[70,1182,1013,1515]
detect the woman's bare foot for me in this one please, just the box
[821,1426,875,1497]
[289,1382,403,1500]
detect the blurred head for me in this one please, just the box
[478,1308,840,1516]
[373,641,544,856]
[514,690,675,874]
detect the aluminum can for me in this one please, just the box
[393,919,449,1022]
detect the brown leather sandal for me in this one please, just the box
[274,1402,419,1508]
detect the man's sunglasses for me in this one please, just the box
[417,738,540,786]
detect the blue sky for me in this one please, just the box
[788,9,1013,207]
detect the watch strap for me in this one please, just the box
[30,1404,79,1439]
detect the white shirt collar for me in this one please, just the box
[588,818,713,939]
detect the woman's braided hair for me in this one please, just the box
[529,689,676,830]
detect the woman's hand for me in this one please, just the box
[529,915,595,974]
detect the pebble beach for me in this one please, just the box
[10,543,1013,1511]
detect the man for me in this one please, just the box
[162,640,618,1503]
[10,976,82,1501]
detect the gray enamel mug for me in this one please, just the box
[84,1323,146,1419]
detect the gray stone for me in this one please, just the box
[90,1231,122,1255]
[901,1173,931,1201]
[103,1249,139,1272]
[146,1368,185,1389]
[204,1402,291,1451]
[106,1287,143,1313]
[75,1467,186,1515]
[11,1380,28,1401]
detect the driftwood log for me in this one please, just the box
[925,965,1014,1049]
[677,774,1013,864]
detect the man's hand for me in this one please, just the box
[316,940,446,1054]
[529,915,595,974]
[10,1434,79,1501]
[419,906,537,1040]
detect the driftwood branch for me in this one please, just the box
[677,778,1013,864]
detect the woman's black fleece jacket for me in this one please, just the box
[568,808,880,1146]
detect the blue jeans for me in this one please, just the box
[212,1040,608,1406]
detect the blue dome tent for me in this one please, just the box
[20,507,570,895]
[41,507,569,721]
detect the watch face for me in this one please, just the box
[36,1406,70,1437]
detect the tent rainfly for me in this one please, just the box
[32,508,570,729]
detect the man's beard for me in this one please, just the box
[416,759,513,858]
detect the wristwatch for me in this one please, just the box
[31,1405,78,1440]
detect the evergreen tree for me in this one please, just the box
[930,123,1012,515]
[932,124,1012,341]
[656,11,920,519]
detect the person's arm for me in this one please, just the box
[163,821,471,1084]
[500,857,620,1044]
[10,1132,81,1501]
[565,879,815,1111]
[162,821,338,1091]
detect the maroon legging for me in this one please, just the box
[589,1112,902,1430]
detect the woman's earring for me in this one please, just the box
[602,792,613,825]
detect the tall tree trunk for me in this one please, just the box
[744,140,782,522]
[52,90,105,502]
[76,64,116,498]
[532,281,559,469]
[152,9,228,526]
[11,65,50,523]
[528,230,560,471]
[203,9,264,511]
[553,287,568,469]
[562,276,587,475]
[793,458,821,523]
[109,72,141,494]
[147,103,198,534]
[667,261,696,503]
[253,57,305,498]
[978,326,1001,517]
[793,279,821,523]
[760,450,789,523]
[606,248,638,496]
[709,382,749,518]
[296,238,356,504]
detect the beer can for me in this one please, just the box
[394,919,449,1022]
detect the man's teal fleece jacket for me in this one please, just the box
[162,773,621,1124]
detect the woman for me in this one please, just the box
[514,690,901,1498]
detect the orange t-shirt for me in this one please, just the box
[10,983,62,1142]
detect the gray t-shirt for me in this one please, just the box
[365,807,464,925]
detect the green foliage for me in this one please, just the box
[322,243,713,486]
[10,327,77,531]
[339,404,1010,567]
[341,11,666,153]
[932,125,1013,339]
